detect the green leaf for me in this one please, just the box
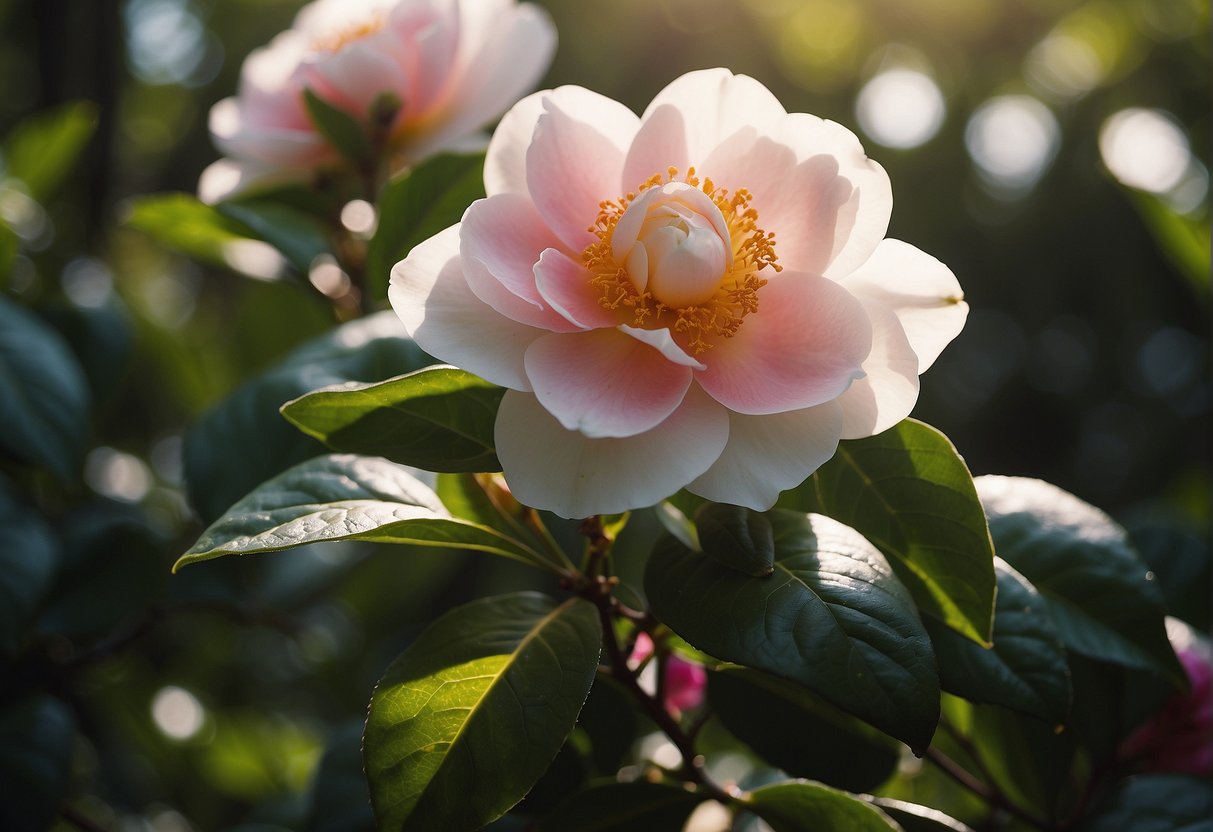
[366,152,486,298]
[0,492,60,655]
[871,798,977,832]
[976,476,1185,685]
[175,454,558,573]
[217,200,331,273]
[303,88,372,167]
[1126,189,1210,297]
[743,780,900,831]
[304,720,374,832]
[1081,774,1213,832]
[926,558,1071,725]
[3,100,97,200]
[695,502,774,576]
[0,296,90,479]
[184,311,429,523]
[645,510,940,753]
[533,781,706,831]
[788,419,996,646]
[125,192,275,273]
[708,667,901,793]
[0,697,75,832]
[364,592,602,831]
[281,365,504,473]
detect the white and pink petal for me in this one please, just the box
[834,295,920,439]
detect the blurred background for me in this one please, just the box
[0,0,1207,829]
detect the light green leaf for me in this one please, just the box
[175,454,558,574]
[366,152,485,298]
[646,510,939,753]
[281,365,504,473]
[786,419,996,646]
[364,592,601,831]
[976,476,1185,685]
[927,558,1071,725]
[184,311,429,523]
[0,296,90,479]
[124,192,276,274]
[3,100,97,200]
[743,780,900,831]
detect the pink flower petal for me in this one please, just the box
[198,159,299,204]
[298,37,409,117]
[484,90,548,197]
[209,98,327,166]
[619,326,706,370]
[494,386,730,518]
[834,297,920,439]
[636,69,787,170]
[534,248,618,329]
[688,401,843,510]
[526,87,640,250]
[844,239,968,372]
[524,330,694,438]
[621,103,690,190]
[695,271,872,415]
[460,193,579,331]
[389,225,543,391]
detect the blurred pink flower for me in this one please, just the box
[631,632,707,714]
[199,0,555,202]
[1121,643,1213,776]
[392,69,967,517]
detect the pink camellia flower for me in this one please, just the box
[631,632,707,715]
[391,69,968,518]
[198,0,555,203]
[1121,638,1213,777]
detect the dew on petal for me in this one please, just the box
[855,68,946,150]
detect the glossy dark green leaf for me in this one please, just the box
[0,296,90,479]
[646,510,939,753]
[708,667,901,792]
[175,454,558,573]
[364,592,601,831]
[281,365,504,473]
[743,780,899,831]
[1080,774,1213,832]
[303,88,372,166]
[927,558,1071,725]
[3,100,97,200]
[533,781,706,832]
[576,675,638,776]
[976,476,1185,685]
[871,798,977,832]
[1129,518,1211,631]
[184,311,429,523]
[217,200,331,273]
[0,493,60,655]
[366,152,486,298]
[0,697,75,832]
[695,502,774,576]
[37,298,134,400]
[788,419,995,645]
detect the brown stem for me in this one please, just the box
[926,746,1055,830]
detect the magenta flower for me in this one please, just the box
[199,0,555,202]
[392,69,967,517]
[1122,642,1213,777]
[631,633,707,715]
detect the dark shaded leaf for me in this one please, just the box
[696,502,774,576]
[1080,774,1213,832]
[303,88,371,166]
[532,781,706,832]
[0,491,60,655]
[218,200,331,273]
[0,697,75,832]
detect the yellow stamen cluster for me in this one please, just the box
[312,12,388,53]
[582,167,781,354]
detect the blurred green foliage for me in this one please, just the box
[0,0,1206,829]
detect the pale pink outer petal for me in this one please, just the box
[628,69,787,174]
[403,1,556,162]
[701,121,892,280]
[459,193,579,332]
[526,87,641,250]
[842,239,968,372]
[198,159,301,204]
[621,103,690,189]
[385,0,460,117]
[389,224,543,391]
[209,97,327,166]
[688,400,843,510]
[534,249,618,329]
[484,90,548,197]
[695,271,872,415]
[494,386,730,518]
[834,294,920,439]
[524,330,694,438]
[619,326,706,370]
[297,37,410,117]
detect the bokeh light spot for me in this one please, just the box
[965,95,1059,195]
[151,686,206,741]
[1099,108,1191,195]
[856,68,946,149]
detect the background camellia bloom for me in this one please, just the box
[198,0,556,203]
[392,68,968,518]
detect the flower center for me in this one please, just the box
[582,168,780,354]
[311,11,388,53]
